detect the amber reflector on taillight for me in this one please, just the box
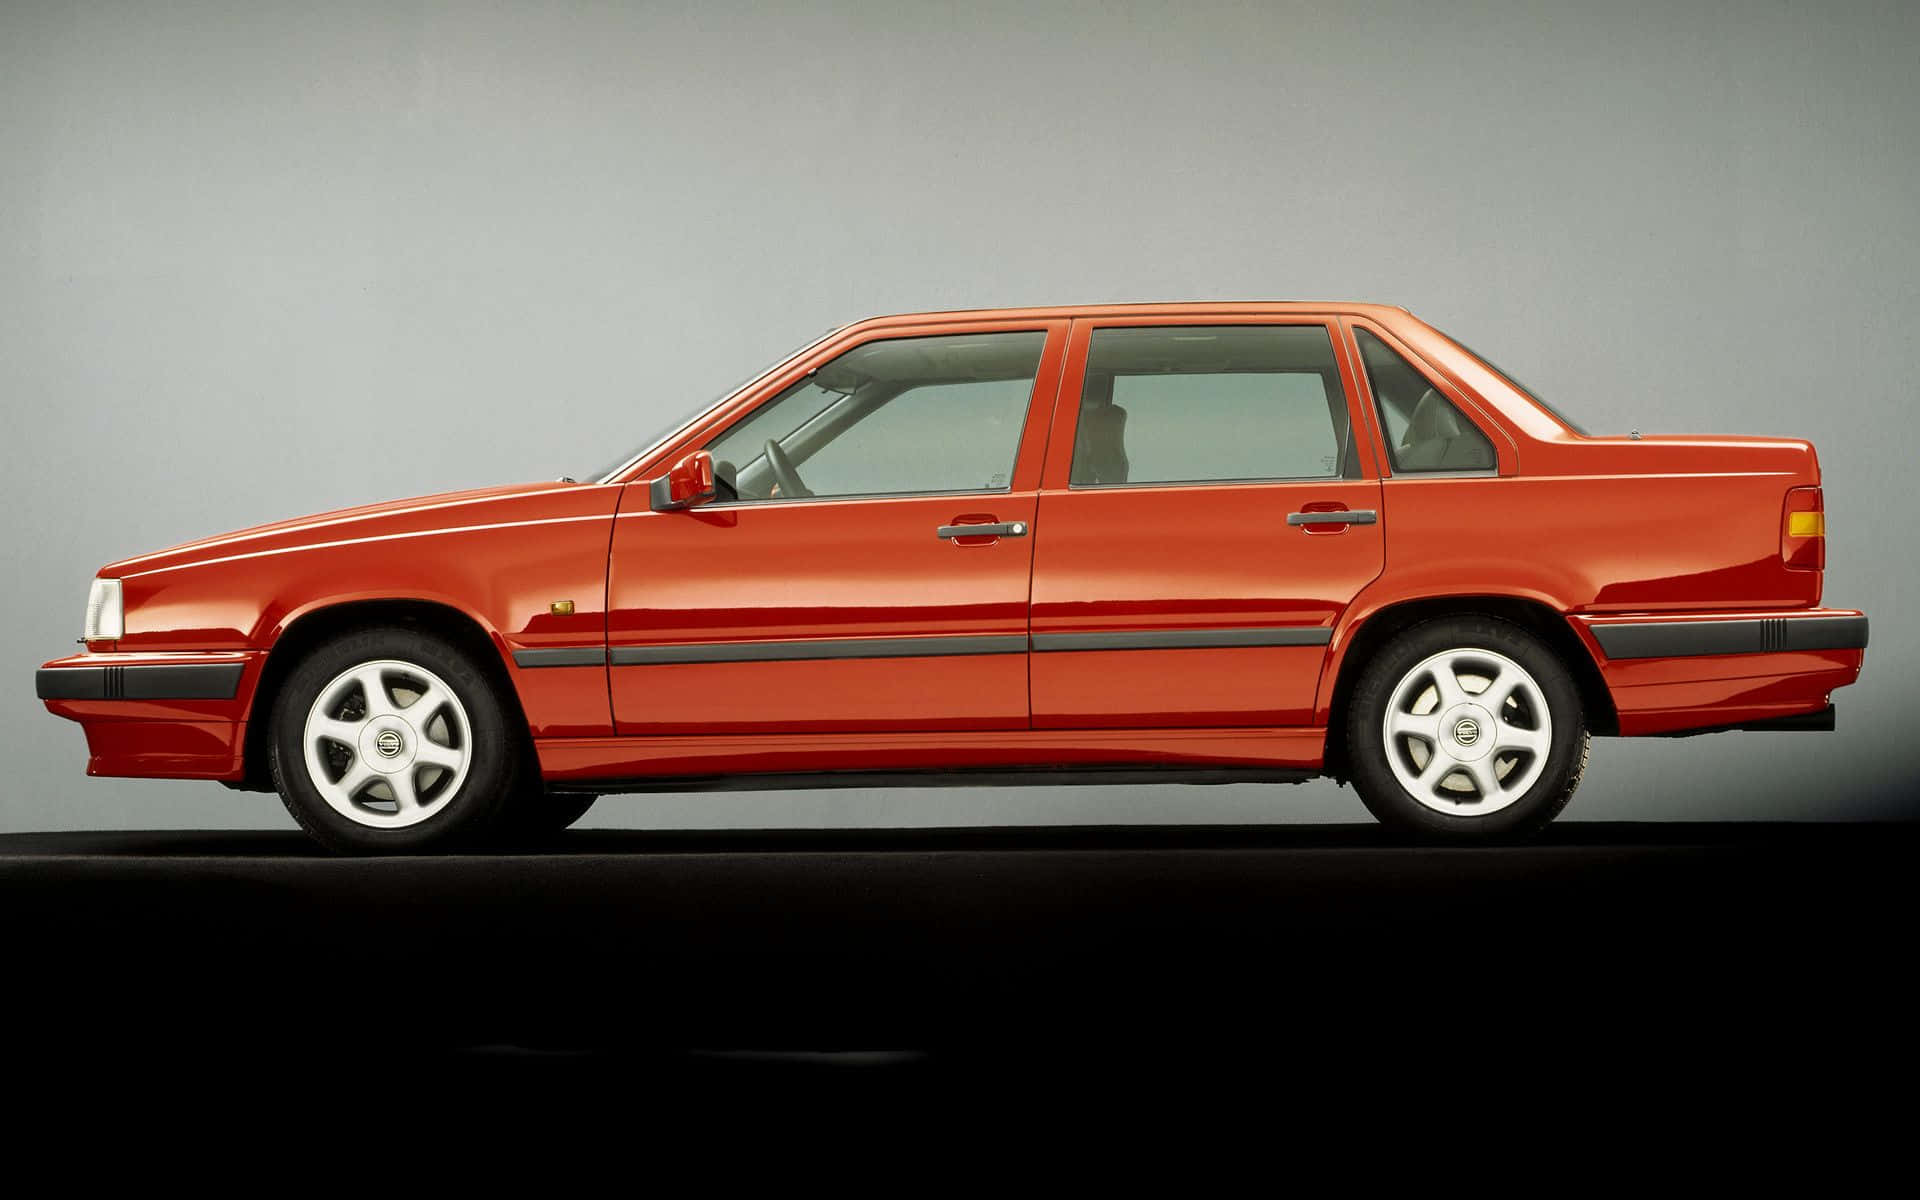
[1782,486,1824,571]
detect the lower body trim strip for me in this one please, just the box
[1591,614,1868,660]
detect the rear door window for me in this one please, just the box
[1069,324,1354,486]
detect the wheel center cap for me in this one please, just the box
[359,720,415,774]
[1439,702,1496,762]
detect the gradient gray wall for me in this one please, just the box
[4,0,1915,833]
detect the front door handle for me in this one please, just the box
[1286,509,1377,527]
[937,521,1028,539]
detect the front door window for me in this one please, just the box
[704,331,1046,501]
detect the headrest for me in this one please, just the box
[1403,388,1463,445]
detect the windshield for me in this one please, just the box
[1434,326,1589,436]
[585,327,845,483]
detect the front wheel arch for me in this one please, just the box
[1322,595,1615,783]
[239,598,533,793]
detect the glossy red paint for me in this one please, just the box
[38,302,1867,794]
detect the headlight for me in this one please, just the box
[84,578,124,641]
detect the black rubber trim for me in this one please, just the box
[1590,615,1869,660]
[512,647,609,669]
[35,662,244,701]
[1031,627,1333,652]
[610,635,1028,666]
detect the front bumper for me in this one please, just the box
[36,651,262,780]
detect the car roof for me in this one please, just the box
[841,301,1415,331]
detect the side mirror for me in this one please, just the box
[649,450,717,512]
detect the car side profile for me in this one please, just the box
[36,303,1869,852]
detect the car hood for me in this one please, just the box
[100,480,601,577]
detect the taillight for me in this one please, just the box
[1782,486,1824,571]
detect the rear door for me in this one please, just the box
[1028,315,1385,728]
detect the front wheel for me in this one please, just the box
[1347,616,1589,838]
[269,626,519,854]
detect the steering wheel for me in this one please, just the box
[763,438,813,498]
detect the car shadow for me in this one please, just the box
[3,817,1914,1098]
[2,818,1908,860]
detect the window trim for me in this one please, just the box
[1053,319,1363,493]
[696,482,1020,510]
[1067,471,1346,492]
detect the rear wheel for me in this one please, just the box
[1347,616,1589,838]
[269,626,518,854]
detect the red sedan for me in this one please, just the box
[36,303,1869,852]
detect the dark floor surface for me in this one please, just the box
[5,821,1916,1126]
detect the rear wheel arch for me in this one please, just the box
[1321,594,1616,782]
[237,598,532,793]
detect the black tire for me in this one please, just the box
[495,790,598,845]
[269,625,519,854]
[1346,615,1589,839]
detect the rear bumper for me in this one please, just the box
[1573,609,1867,737]
[36,651,262,780]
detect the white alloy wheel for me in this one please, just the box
[1380,647,1553,817]
[300,659,473,829]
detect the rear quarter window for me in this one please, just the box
[1356,330,1497,474]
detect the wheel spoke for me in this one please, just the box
[1415,751,1454,794]
[354,666,396,718]
[1386,709,1442,744]
[334,758,376,800]
[415,739,464,772]
[405,681,451,720]
[388,768,421,812]
[1499,723,1549,756]
[1463,756,1502,799]
[1429,661,1470,710]
[311,717,362,747]
[1478,664,1519,710]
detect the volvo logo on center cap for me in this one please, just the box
[374,729,404,758]
[1453,718,1481,747]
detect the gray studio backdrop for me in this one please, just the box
[3,0,1915,833]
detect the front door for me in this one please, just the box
[607,321,1066,735]
[1028,316,1385,728]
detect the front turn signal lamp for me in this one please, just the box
[83,577,124,641]
[1782,487,1825,571]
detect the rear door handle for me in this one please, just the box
[937,521,1028,539]
[1286,509,1377,526]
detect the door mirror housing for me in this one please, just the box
[649,450,717,512]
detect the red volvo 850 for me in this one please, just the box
[36,303,1869,852]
